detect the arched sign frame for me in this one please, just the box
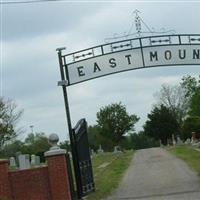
[56,33,200,199]
[60,34,200,86]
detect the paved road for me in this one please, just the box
[105,147,200,200]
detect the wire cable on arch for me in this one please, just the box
[0,0,68,4]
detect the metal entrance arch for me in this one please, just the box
[57,33,200,199]
[61,34,200,86]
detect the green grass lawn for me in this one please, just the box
[168,145,200,177]
[86,150,133,200]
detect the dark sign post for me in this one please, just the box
[57,48,95,200]
[57,48,80,200]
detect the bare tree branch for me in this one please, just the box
[0,97,23,149]
[154,84,189,125]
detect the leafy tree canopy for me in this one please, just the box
[88,125,101,151]
[96,102,139,149]
[143,105,179,145]
[0,132,51,161]
[0,140,24,158]
[181,75,200,98]
[182,116,200,140]
[24,132,51,157]
[189,87,200,117]
[181,75,200,117]
[59,140,71,152]
[128,132,159,150]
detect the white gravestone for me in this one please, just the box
[97,145,104,154]
[10,157,16,169]
[31,154,36,166]
[113,146,122,153]
[90,149,96,158]
[31,155,41,166]
[18,154,30,169]
[172,134,176,146]
[177,136,183,145]
[185,138,191,144]
[35,156,40,165]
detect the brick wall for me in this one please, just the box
[9,167,51,200]
[0,153,71,200]
[47,155,71,200]
[0,160,12,199]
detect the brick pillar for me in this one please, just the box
[0,160,12,200]
[45,134,71,200]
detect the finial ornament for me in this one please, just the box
[49,133,59,150]
[133,10,141,36]
[44,133,66,157]
[104,10,175,43]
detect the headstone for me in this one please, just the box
[35,156,40,166]
[31,154,36,166]
[177,135,183,145]
[10,157,16,169]
[159,139,162,147]
[97,144,104,154]
[113,146,122,153]
[192,142,200,148]
[185,138,191,144]
[191,132,198,144]
[18,154,30,169]
[30,155,40,166]
[172,134,176,146]
[167,138,171,146]
[90,149,96,157]
[91,149,94,154]
[15,151,22,166]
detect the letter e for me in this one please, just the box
[77,66,85,77]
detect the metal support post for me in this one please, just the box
[56,48,81,200]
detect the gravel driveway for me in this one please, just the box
[105,147,200,200]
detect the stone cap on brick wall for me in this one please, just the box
[44,133,66,157]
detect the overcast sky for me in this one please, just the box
[1,0,200,142]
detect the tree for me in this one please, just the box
[96,102,139,150]
[181,75,200,99]
[87,125,101,151]
[189,87,200,117]
[59,140,71,152]
[0,140,24,158]
[120,131,159,150]
[182,116,200,140]
[0,132,51,160]
[154,84,188,126]
[124,132,159,150]
[0,97,23,150]
[180,75,200,117]
[143,105,179,145]
[23,132,51,161]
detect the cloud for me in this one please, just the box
[2,2,107,41]
[1,1,200,141]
